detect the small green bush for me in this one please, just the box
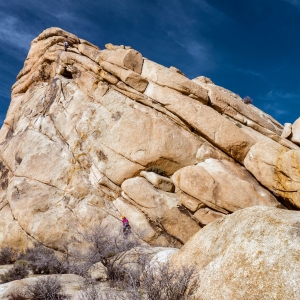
[145,166,167,177]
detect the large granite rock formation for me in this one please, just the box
[1,27,300,255]
[170,206,300,299]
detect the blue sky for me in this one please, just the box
[1,0,300,126]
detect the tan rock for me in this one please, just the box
[5,176,96,251]
[100,48,143,74]
[169,66,185,76]
[291,117,300,145]
[142,60,208,103]
[0,159,11,210]
[100,61,148,92]
[172,159,282,213]
[140,171,174,192]
[99,69,119,84]
[59,52,100,74]
[244,141,300,209]
[193,77,283,135]
[3,26,300,256]
[170,206,300,300]
[0,274,85,300]
[144,82,255,163]
[87,262,108,281]
[105,43,115,50]
[0,265,14,277]
[1,130,73,191]
[281,122,292,139]
[31,27,80,45]
[195,143,233,163]
[78,43,102,62]
[193,207,225,225]
[0,204,34,251]
[113,197,171,246]
[0,124,11,144]
[177,190,205,213]
[121,177,201,244]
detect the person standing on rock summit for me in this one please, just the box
[64,41,69,51]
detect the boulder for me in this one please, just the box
[87,262,108,281]
[195,143,234,163]
[193,207,225,225]
[193,77,283,135]
[281,122,292,139]
[291,117,300,145]
[144,82,255,163]
[112,246,178,275]
[140,171,175,192]
[0,274,85,300]
[141,59,208,102]
[173,159,282,213]
[99,48,143,74]
[244,141,300,209]
[77,44,102,62]
[100,61,148,92]
[177,190,205,213]
[113,197,171,246]
[170,206,300,300]
[3,26,300,258]
[121,177,201,244]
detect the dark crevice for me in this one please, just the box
[61,68,73,79]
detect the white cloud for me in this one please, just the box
[191,0,226,20]
[283,0,300,7]
[0,15,34,50]
[258,90,300,120]
[259,90,300,100]
[158,0,221,71]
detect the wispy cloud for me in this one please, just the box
[0,15,34,51]
[282,0,300,7]
[191,0,226,20]
[232,67,270,84]
[158,0,222,71]
[258,90,300,122]
[259,90,300,100]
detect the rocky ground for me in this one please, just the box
[1,27,300,299]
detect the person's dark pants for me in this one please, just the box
[64,46,68,51]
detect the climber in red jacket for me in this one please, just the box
[122,216,130,233]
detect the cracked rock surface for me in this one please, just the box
[1,27,300,253]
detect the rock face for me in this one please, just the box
[291,117,300,144]
[170,207,300,300]
[1,27,300,255]
[172,158,282,214]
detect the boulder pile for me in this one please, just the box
[1,27,300,299]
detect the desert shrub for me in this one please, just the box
[243,96,253,104]
[0,263,29,283]
[7,291,27,300]
[145,166,167,177]
[18,243,67,275]
[0,247,17,264]
[24,276,67,300]
[141,262,196,300]
[83,226,145,289]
